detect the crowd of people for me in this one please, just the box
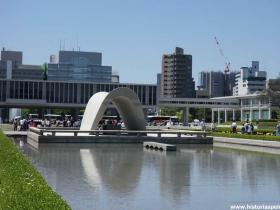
[12,117,81,131]
[13,118,31,131]
[231,121,255,134]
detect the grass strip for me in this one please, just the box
[0,131,71,210]
[210,132,280,142]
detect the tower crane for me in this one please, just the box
[214,36,230,75]
[214,36,232,96]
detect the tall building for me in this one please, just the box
[0,48,44,80]
[160,47,195,98]
[198,71,237,97]
[47,50,112,83]
[233,61,267,96]
[156,73,161,107]
[225,71,237,96]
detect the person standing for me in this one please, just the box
[276,123,280,136]
[247,122,252,134]
[241,123,245,134]
[13,119,17,131]
[231,121,237,134]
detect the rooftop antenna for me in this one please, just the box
[76,34,81,52]
[1,40,4,52]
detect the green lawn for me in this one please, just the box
[210,131,280,142]
[0,131,71,210]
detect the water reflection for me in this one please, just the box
[12,138,280,210]
[80,149,102,188]
[143,146,193,200]
[83,144,143,194]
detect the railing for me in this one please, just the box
[29,127,208,138]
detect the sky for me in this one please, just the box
[1,0,279,85]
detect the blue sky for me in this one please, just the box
[1,0,279,84]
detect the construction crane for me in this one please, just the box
[214,36,230,75]
[214,36,232,96]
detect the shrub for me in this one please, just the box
[214,127,240,133]
[257,121,278,130]
[214,127,275,135]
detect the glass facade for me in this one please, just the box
[47,51,112,83]
[0,79,157,106]
[48,64,112,83]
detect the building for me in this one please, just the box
[0,48,44,80]
[156,73,161,111]
[195,88,209,98]
[233,61,267,96]
[47,50,112,83]
[111,72,119,83]
[198,71,237,97]
[1,48,22,65]
[49,54,58,64]
[198,71,224,97]
[160,47,195,98]
[0,79,157,121]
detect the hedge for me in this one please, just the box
[0,131,71,210]
[214,127,276,135]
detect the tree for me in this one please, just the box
[160,107,183,122]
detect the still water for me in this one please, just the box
[15,139,280,210]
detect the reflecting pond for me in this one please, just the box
[15,138,280,210]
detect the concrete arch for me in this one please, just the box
[80,87,146,131]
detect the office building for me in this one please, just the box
[0,78,157,121]
[111,72,119,83]
[233,61,267,96]
[1,48,22,65]
[225,71,237,96]
[0,48,44,80]
[198,71,237,97]
[160,47,195,98]
[47,50,112,83]
[156,73,161,110]
[49,54,58,64]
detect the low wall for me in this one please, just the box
[27,128,213,148]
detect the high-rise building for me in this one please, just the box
[198,71,237,97]
[156,73,161,106]
[198,71,224,97]
[47,50,112,82]
[225,72,237,96]
[233,61,267,96]
[160,47,195,98]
